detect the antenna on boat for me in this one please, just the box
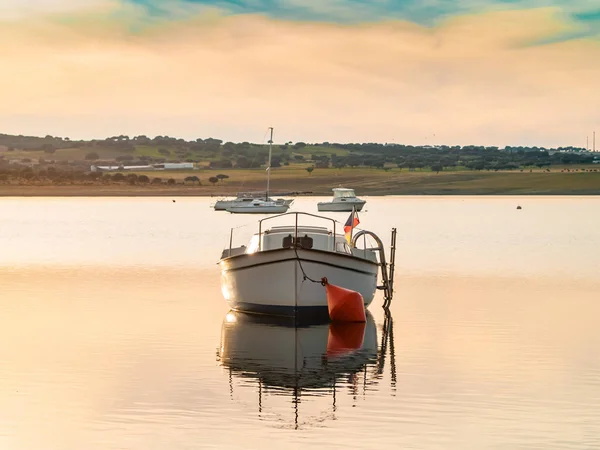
[266,127,273,201]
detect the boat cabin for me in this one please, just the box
[244,225,376,262]
[221,212,377,262]
[247,226,342,252]
[332,188,357,199]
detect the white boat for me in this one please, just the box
[218,212,396,317]
[317,188,366,212]
[213,193,293,211]
[226,199,290,214]
[225,127,290,215]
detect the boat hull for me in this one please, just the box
[219,248,379,317]
[214,200,230,211]
[317,200,366,212]
[215,198,293,211]
[227,205,289,214]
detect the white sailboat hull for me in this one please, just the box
[215,198,293,211]
[317,199,366,212]
[214,200,231,211]
[219,248,379,316]
[227,204,290,214]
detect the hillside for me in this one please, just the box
[1,133,596,172]
[1,132,600,196]
[0,133,345,168]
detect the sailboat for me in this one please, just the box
[226,127,290,214]
[213,192,293,211]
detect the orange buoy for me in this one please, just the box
[326,321,366,358]
[323,279,366,322]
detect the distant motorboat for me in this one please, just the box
[219,211,396,317]
[317,188,366,212]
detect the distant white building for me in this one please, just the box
[153,162,194,170]
[91,162,195,172]
[91,164,153,172]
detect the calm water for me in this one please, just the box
[1,196,599,449]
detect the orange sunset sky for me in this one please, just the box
[0,0,599,146]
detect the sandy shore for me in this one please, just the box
[0,185,222,197]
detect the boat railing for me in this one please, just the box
[351,228,397,308]
[258,212,337,252]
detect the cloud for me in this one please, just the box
[121,0,600,35]
[0,0,115,20]
[0,2,598,145]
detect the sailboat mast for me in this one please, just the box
[266,127,273,200]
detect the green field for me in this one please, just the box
[104,167,600,196]
[1,166,599,196]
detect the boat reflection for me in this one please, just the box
[216,310,396,429]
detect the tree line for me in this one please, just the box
[1,133,597,173]
[0,164,231,186]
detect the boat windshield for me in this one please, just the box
[333,189,356,198]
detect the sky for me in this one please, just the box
[0,0,599,146]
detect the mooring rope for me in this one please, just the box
[292,246,327,286]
